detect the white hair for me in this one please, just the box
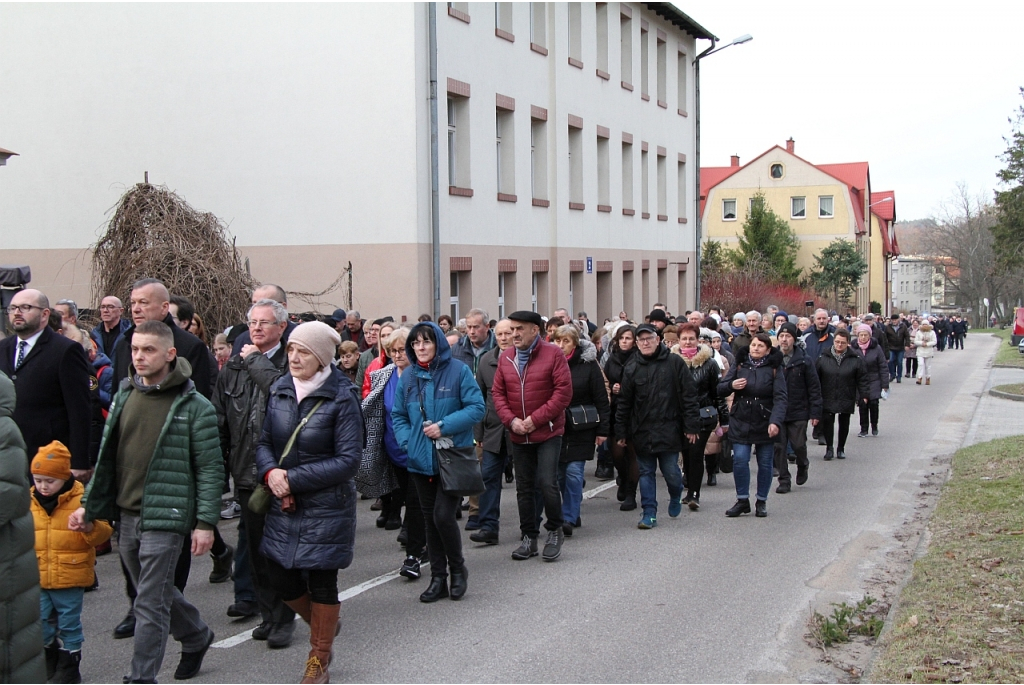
[745,310,761,319]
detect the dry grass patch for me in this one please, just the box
[871,436,1024,683]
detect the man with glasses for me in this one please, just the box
[614,323,700,529]
[0,289,92,478]
[90,296,132,358]
[231,284,296,355]
[212,299,296,647]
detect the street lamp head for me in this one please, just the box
[869,197,894,207]
[0,147,19,167]
[730,34,753,46]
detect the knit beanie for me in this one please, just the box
[778,322,800,340]
[288,321,341,370]
[31,440,72,481]
[856,324,873,336]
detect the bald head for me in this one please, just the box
[8,289,50,338]
[130,279,171,325]
[252,284,287,308]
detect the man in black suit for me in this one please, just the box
[112,278,212,400]
[0,289,92,478]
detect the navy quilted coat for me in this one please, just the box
[256,367,364,571]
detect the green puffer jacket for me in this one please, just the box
[0,374,46,683]
[83,372,224,535]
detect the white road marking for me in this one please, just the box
[213,479,614,649]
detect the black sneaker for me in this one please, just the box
[251,621,272,641]
[399,555,421,580]
[725,499,751,517]
[796,465,808,486]
[755,500,767,517]
[823,448,834,461]
[837,450,847,460]
[857,430,869,438]
[266,621,295,649]
[776,481,791,494]
[542,528,564,562]
[226,600,259,618]
[871,427,878,437]
[469,528,499,545]
[688,496,700,511]
[174,631,214,680]
[113,611,136,639]
[511,535,538,560]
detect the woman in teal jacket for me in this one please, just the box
[392,322,485,603]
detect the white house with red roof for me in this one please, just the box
[701,139,898,313]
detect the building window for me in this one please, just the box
[657,153,667,218]
[530,3,546,49]
[656,37,667,105]
[531,118,547,201]
[447,95,471,191]
[791,196,806,218]
[622,141,633,211]
[496,108,515,196]
[597,135,610,208]
[677,161,686,221]
[748,196,763,215]
[770,163,784,179]
[819,195,834,218]
[723,198,737,221]
[497,272,506,319]
[640,149,649,217]
[495,3,513,39]
[449,271,460,321]
[568,3,582,66]
[531,273,539,312]
[620,14,632,89]
[676,51,688,114]
[639,26,648,96]
[568,125,583,206]
[447,2,470,22]
[595,3,608,76]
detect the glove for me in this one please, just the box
[880,390,889,401]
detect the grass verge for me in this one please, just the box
[976,328,1024,368]
[992,383,1024,397]
[870,435,1024,683]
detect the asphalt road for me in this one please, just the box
[78,336,1000,683]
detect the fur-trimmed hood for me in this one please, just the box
[676,344,714,368]
[919,322,933,332]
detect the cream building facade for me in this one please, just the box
[0,3,713,322]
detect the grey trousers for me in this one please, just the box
[119,513,211,682]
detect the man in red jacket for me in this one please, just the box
[492,311,573,562]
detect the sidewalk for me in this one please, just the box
[963,354,1024,447]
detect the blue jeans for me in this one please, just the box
[478,449,506,533]
[888,349,905,380]
[732,442,774,501]
[637,451,684,517]
[557,460,586,525]
[232,513,257,604]
[41,588,85,651]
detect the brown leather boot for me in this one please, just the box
[284,594,312,624]
[301,602,340,684]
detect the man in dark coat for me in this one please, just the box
[212,298,294,647]
[0,289,92,477]
[774,323,822,493]
[934,315,948,351]
[883,314,910,383]
[802,308,836,362]
[950,315,967,350]
[90,295,132,358]
[614,324,700,528]
[731,310,764,358]
[230,284,297,355]
[112,279,213,400]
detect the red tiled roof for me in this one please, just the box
[698,165,743,216]
[870,190,895,221]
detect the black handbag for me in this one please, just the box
[698,405,719,430]
[567,404,600,429]
[718,435,733,474]
[436,445,485,497]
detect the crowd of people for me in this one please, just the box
[0,280,960,684]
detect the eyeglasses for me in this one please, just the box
[636,336,658,345]
[99,305,122,310]
[248,320,278,328]
[8,304,43,314]
[390,348,407,356]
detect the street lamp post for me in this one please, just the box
[693,34,751,312]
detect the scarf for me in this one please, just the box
[857,339,871,353]
[517,335,540,374]
[32,477,75,516]
[748,353,768,368]
[679,346,699,359]
[294,366,332,405]
[830,346,845,365]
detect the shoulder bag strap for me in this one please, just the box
[278,399,326,465]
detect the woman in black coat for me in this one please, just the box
[717,333,787,518]
[603,324,638,510]
[256,322,363,684]
[674,323,728,510]
[853,324,889,437]
[553,325,610,536]
[815,329,869,461]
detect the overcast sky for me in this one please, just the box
[682,0,1023,222]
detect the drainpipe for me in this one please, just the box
[428,3,442,319]
[693,39,715,312]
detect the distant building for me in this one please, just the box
[892,255,940,314]
[0,3,714,321]
[700,139,898,313]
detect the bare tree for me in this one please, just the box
[924,183,1022,326]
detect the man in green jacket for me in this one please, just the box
[70,320,223,682]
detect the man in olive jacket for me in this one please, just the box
[72,321,222,683]
[614,324,701,528]
[0,374,46,684]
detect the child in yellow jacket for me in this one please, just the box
[30,441,112,684]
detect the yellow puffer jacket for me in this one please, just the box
[31,481,113,590]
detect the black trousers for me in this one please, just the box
[264,557,339,606]
[681,429,713,498]
[905,357,918,378]
[395,466,426,559]
[410,473,464,579]
[237,489,296,624]
[820,412,851,450]
[859,399,879,432]
[775,420,809,484]
[511,438,563,537]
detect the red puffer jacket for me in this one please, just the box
[492,339,573,444]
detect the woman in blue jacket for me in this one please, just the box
[392,322,485,603]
